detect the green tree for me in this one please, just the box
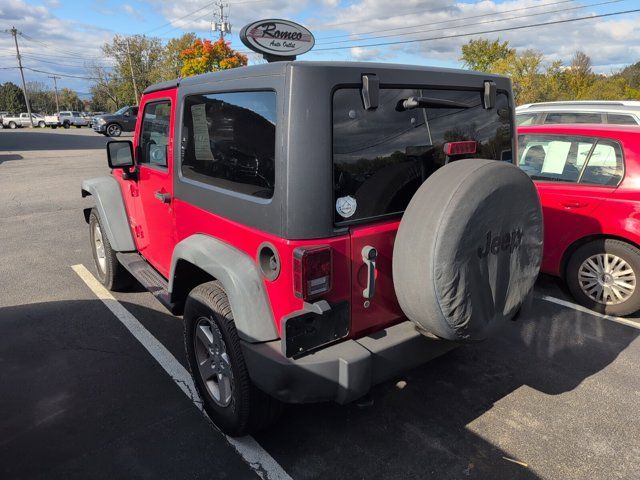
[460,38,515,72]
[620,61,640,89]
[26,81,57,113]
[102,34,165,104]
[0,82,26,112]
[566,51,595,99]
[159,32,197,80]
[59,88,82,110]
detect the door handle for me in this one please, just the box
[362,246,378,300]
[154,191,171,203]
[561,201,588,209]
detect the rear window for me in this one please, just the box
[518,134,623,186]
[333,87,511,223]
[607,113,638,125]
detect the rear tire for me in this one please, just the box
[89,209,132,291]
[566,239,640,316]
[184,281,282,437]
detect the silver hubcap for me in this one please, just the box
[578,253,636,305]
[194,317,234,407]
[107,125,120,136]
[93,221,107,273]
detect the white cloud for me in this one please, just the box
[312,0,640,72]
[0,0,113,93]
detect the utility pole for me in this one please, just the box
[48,75,61,112]
[7,27,34,126]
[125,37,139,103]
[212,2,231,40]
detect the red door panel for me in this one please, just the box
[131,90,177,278]
[349,220,404,336]
[536,182,617,274]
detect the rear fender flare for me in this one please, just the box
[81,176,136,252]
[169,234,279,343]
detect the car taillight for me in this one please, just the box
[293,246,332,301]
[443,141,477,156]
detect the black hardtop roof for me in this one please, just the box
[143,61,508,94]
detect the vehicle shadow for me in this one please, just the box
[0,130,110,151]
[254,296,638,479]
[1,293,636,480]
[0,154,23,165]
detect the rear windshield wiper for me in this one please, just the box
[396,96,473,112]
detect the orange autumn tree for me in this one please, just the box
[179,38,248,77]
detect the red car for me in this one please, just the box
[518,124,640,316]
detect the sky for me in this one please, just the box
[0,0,639,99]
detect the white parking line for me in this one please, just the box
[538,294,640,330]
[72,264,292,480]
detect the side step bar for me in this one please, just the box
[116,252,179,314]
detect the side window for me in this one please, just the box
[516,113,537,126]
[580,140,624,186]
[518,134,596,183]
[138,100,171,168]
[544,112,603,124]
[607,113,638,125]
[181,91,276,199]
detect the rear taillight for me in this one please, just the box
[293,246,332,301]
[443,141,477,156]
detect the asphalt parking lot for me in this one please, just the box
[1,128,640,480]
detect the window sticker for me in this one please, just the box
[336,195,357,218]
[191,104,214,161]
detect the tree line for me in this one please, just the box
[460,38,640,105]
[89,34,247,112]
[0,34,247,114]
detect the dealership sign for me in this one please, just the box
[240,19,315,61]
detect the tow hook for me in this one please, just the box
[362,245,378,306]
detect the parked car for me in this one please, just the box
[92,106,138,137]
[2,112,46,128]
[518,124,640,315]
[516,101,640,126]
[0,111,7,129]
[82,61,543,436]
[45,111,91,129]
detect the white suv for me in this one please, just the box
[516,101,640,126]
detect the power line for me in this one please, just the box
[315,0,576,40]
[312,8,640,52]
[23,66,100,80]
[316,0,623,46]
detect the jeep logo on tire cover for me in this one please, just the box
[477,228,523,258]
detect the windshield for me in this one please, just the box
[114,106,129,115]
[333,87,512,223]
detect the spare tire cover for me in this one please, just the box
[392,159,543,342]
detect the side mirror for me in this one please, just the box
[124,111,130,117]
[107,140,134,169]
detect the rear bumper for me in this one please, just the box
[242,320,457,404]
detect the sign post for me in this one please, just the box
[240,19,315,62]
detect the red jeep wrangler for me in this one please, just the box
[82,61,543,436]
